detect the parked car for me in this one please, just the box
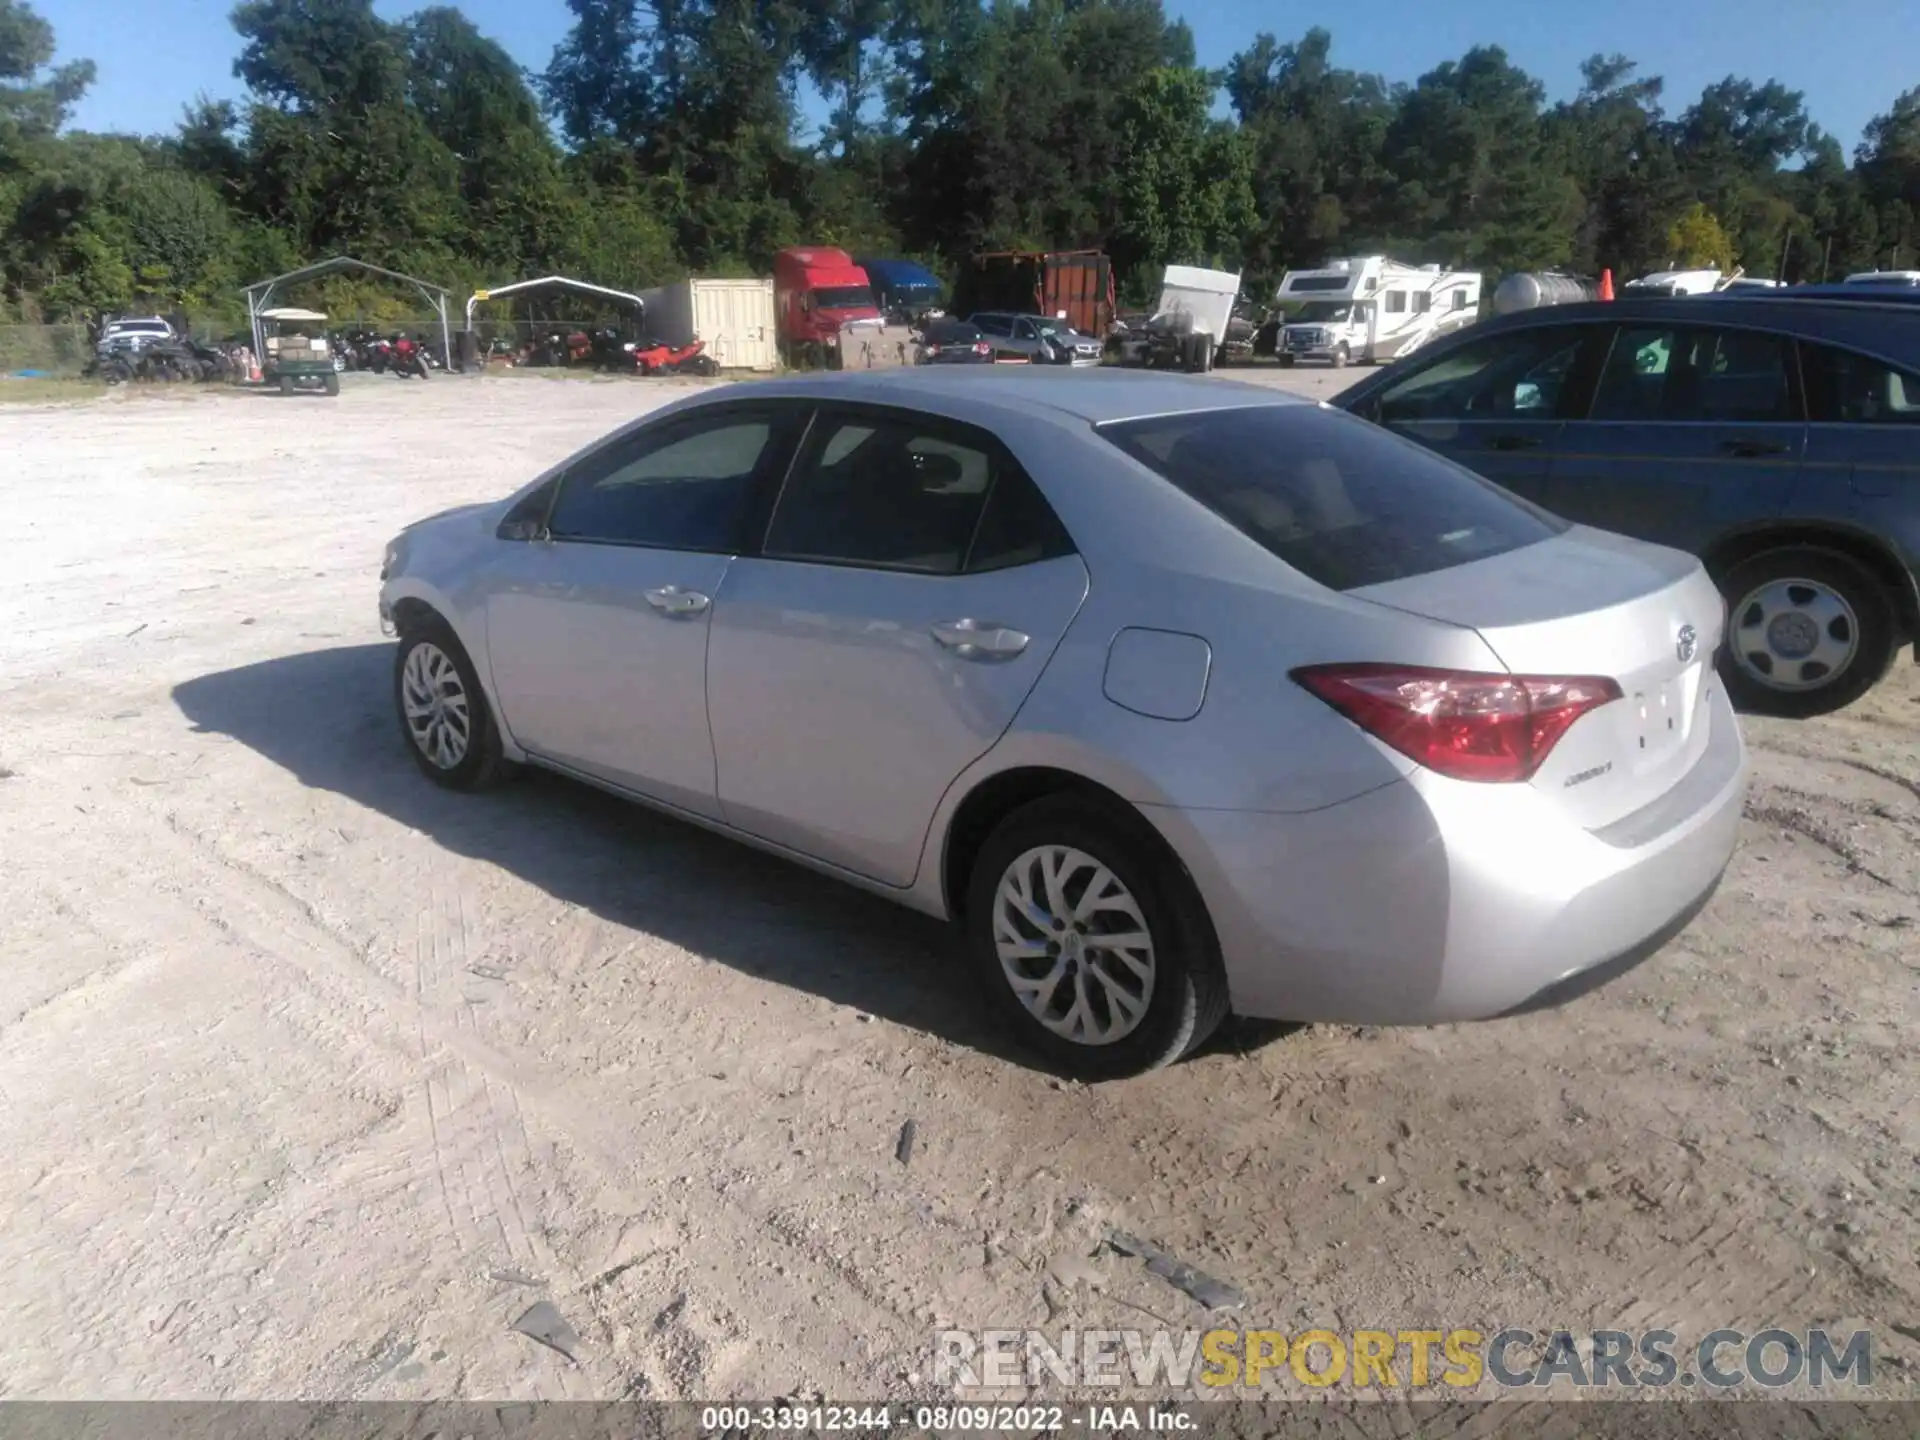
[969,312,1103,365]
[379,370,1746,1079]
[1331,295,1920,719]
[916,318,994,364]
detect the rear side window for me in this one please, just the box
[1098,406,1564,591]
[1799,342,1920,425]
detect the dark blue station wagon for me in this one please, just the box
[1333,296,1920,717]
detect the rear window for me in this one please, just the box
[925,321,982,342]
[1097,405,1566,591]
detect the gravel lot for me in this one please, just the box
[1,369,1915,1402]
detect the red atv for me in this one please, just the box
[632,337,719,377]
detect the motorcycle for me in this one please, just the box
[388,334,430,379]
[631,336,719,377]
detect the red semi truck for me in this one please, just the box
[772,247,911,369]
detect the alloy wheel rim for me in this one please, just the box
[1730,577,1859,693]
[401,641,471,769]
[993,845,1155,1047]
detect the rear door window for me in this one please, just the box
[1098,406,1564,591]
[762,409,1073,575]
[1589,325,1798,422]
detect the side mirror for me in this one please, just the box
[496,517,548,542]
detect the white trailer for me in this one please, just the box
[635,277,779,371]
[1108,264,1240,371]
[1275,256,1481,367]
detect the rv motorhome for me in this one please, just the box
[1274,256,1481,367]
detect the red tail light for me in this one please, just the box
[974,341,991,355]
[926,344,942,356]
[1291,664,1622,783]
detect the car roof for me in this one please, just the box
[1433,296,1920,357]
[726,366,1307,425]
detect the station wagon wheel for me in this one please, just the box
[392,615,515,790]
[1717,548,1895,719]
[965,794,1228,1079]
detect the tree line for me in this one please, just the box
[1,0,1915,326]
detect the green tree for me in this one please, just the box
[1665,202,1736,270]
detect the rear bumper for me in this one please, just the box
[1146,684,1748,1025]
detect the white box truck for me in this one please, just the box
[635,277,779,371]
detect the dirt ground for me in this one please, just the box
[1,368,1915,1404]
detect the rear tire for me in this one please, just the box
[278,375,293,396]
[323,372,340,396]
[964,793,1228,1080]
[1716,548,1896,718]
[1277,354,1296,369]
[393,615,516,791]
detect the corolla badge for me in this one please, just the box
[1676,623,1699,664]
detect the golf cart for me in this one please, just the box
[260,307,339,396]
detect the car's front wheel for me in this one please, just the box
[393,616,515,789]
[1717,548,1897,718]
[964,794,1228,1080]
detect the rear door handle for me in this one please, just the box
[1720,438,1792,457]
[644,586,710,616]
[931,620,1030,659]
[1487,433,1543,451]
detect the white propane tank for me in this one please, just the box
[1492,272,1597,316]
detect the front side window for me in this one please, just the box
[1413,292,1432,314]
[546,412,786,551]
[763,412,1069,575]
[1099,405,1564,592]
[1014,319,1039,339]
[1799,342,1920,425]
[1374,325,1589,423]
[1589,325,1796,423]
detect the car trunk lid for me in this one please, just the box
[1350,526,1727,829]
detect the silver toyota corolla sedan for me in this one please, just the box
[379,368,1747,1079]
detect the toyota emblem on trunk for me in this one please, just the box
[1676,623,1699,664]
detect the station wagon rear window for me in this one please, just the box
[1098,405,1566,591]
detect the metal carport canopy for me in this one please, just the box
[465,276,647,325]
[242,256,454,368]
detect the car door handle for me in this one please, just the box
[644,586,710,616]
[1487,433,1543,451]
[931,620,1030,659]
[1721,437,1791,457]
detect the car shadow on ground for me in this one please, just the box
[173,643,1111,1072]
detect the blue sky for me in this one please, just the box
[52,0,1920,156]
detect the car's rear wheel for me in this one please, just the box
[964,794,1228,1080]
[1717,548,1896,718]
[393,616,515,790]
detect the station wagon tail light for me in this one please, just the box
[1291,664,1622,783]
[974,341,991,355]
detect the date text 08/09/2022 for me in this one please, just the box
[699,1405,1197,1435]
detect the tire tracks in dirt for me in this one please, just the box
[94,794,941,1393]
